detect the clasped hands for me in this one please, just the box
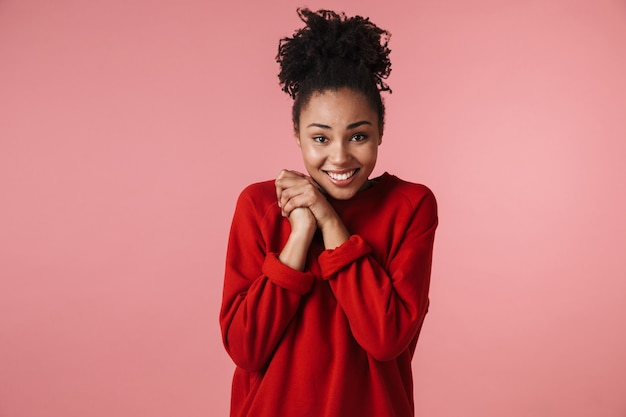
[275,169,349,249]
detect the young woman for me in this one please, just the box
[220,8,438,417]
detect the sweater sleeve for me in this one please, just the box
[220,187,315,371]
[318,190,438,361]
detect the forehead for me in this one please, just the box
[300,88,378,125]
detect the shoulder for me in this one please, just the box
[239,178,276,199]
[234,179,279,218]
[382,173,437,212]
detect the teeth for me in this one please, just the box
[327,170,356,181]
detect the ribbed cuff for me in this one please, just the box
[262,253,315,295]
[318,235,372,279]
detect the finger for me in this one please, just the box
[280,185,309,213]
[281,186,321,217]
[275,169,292,209]
[287,170,306,177]
[277,177,313,199]
[276,170,317,216]
[280,179,317,201]
[282,194,316,219]
[275,183,282,211]
[305,175,325,192]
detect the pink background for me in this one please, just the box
[1,0,625,416]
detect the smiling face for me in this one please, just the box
[296,88,382,200]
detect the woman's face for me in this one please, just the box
[296,88,382,200]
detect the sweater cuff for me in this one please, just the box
[262,253,315,295]
[318,235,372,279]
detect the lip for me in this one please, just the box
[323,168,360,187]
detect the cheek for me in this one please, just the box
[301,146,323,166]
[361,145,378,164]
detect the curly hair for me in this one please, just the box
[276,8,392,132]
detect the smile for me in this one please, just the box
[324,169,358,181]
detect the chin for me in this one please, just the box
[322,182,363,200]
[327,189,358,200]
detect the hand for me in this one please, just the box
[286,206,316,236]
[275,172,318,271]
[275,169,337,230]
[275,169,350,249]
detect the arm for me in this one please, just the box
[220,187,315,372]
[274,170,438,360]
[279,207,317,270]
[319,190,438,361]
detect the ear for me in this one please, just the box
[294,125,302,147]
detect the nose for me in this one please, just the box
[329,141,351,165]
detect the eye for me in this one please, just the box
[350,134,367,142]
[313,136,328,143]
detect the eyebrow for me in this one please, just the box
[306,121,373,130]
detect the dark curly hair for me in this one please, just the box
[276,8,392,132]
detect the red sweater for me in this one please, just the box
[220,172,438,417]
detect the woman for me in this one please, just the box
[220,8,438,417]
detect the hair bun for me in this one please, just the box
[277,8,392,98]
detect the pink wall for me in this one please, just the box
[1,1,625,416]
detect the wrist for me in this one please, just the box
[320,217,350,250]
[290,224,316,241]
[318,210,339,230]
[280,225,315,272]
[320,215,343,233]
